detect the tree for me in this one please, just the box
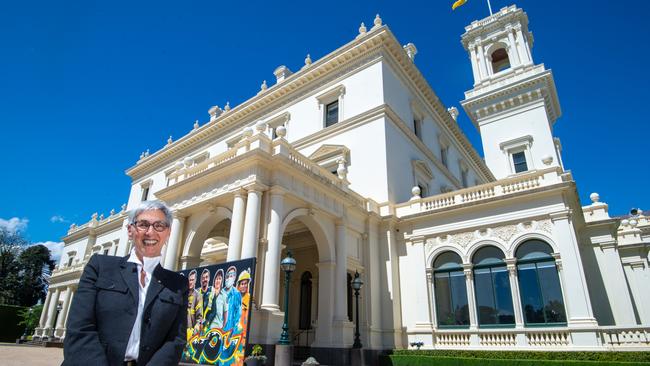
[18,304,43,336]
[0,228,27,305]
[15,245,55,306]
[0,229,54,306]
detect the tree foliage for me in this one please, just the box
[18,304,43,335]
[0,229,54,306]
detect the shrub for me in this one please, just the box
[386,355,650,366]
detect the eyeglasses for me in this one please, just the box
[133,220,170,232]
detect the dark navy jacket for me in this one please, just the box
[63,254,188,366]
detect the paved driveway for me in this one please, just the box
[0,344,63,366]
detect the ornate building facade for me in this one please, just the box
[35,5,650,360]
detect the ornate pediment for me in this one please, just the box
[308,144,350,165]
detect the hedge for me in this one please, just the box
[0,304,28,342]
[383,355,650,366]
[392,350,650,363]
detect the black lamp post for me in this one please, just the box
[278,251,296,345]
[351,270,364,349]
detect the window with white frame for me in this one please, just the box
[140,180,152,202]
[414,116,423,140]
[461,167,469,187]
[500,135,534,175]
[438,134,450,168]
[412,159,433,198]
[316,85,345,128]
[267,112,290,139]
[66,252,76,267]
[308,144,350,177]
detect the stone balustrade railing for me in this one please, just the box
[421,326,650,350]
[391,167,565,218]
[67,210,127,236]
[50,256,90,278]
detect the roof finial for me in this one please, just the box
[261,80,268,91]
[372,14,382,30]
[167,135,173,145]
[224,101,231,112]
[304,54,312,67]
[357,22,367,38]
[193,120,199,130]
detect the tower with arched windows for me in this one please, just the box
[461,5,564,179]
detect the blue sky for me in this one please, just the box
[1,0,649,258]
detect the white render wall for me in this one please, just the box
[478,100,561,179]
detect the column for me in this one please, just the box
[476,42,489,80]
[44,287,62,336]
[463,264,478,329]
[597,243,636,325]
[506,259,524,328]
[226,190,247,262]
[240,186,263,259]
[367,218,382,347]
[550,211,597,326]
[55,286,73,336]
[61,288,76,339]
[38,289,53,329]
[115,218,130,257]
[427,270,437,328]
[624,261,650,324]
[469,44,480,84]
[333,221,348,322]
[163,213,185,271]
[398,237,432,332]
[261,189,284,311]
[313,261,335,347]
[506,28,521,66]
[515,26,531,65]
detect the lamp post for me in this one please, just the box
[351,270,364,349]
[278,251,296,345]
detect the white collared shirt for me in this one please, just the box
[124,249,161,361]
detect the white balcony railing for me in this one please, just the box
[392,167,566,218]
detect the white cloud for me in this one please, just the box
[0,217,29,233]
[50,215,67,223]
[33,241,64,263]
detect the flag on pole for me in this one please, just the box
[452,0,467,10]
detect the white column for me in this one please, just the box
[550,211,597,326]
[62,287,75,327]
[427,270,437,328]
[463,264,478,329]
[477,42,489,80]
[55,286,73,335]
[163,214,185,271]
[506,259,524,328]
[38,290,53,329]
[469,44,480,84]
[241,187,263,259]
[261,189,284,311]
[506,28,521,66]
[44,288,61,335]
[398,237,432,330]
[226,190,247,262]
[515,26,531,65]
[313,261,335,347]
[367,218,382,347]
[333,221,348,322]
[624,261,650,325]
[115,218,130,257]
[597,243,637,325]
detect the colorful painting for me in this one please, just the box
[178,258,256,365]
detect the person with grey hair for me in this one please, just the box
[64,200,188,366]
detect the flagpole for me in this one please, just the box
[487,0,493,15]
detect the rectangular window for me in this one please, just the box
[441,147,448,168]
[325,100,339,127]
[103,248,110,255]
[461,169,469,188]
[414,118,422,140]
[67,256,74,267]
[141,186,150,201]
[512,151,528,173]
[434,271,470,327]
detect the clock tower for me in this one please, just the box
[461,5,563,180]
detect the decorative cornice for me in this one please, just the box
[124,25,494,183]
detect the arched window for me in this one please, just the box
[491,48,510,73]
[299,271,313,329]
[516,240,567,325]
[473,246,515,327]
[433,252,469,327]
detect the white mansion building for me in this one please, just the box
[36,5,649,356]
